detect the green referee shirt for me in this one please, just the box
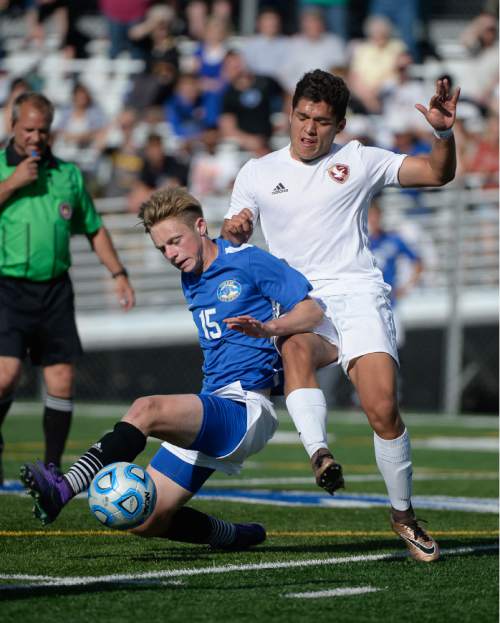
[0,142,102,281]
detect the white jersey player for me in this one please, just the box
[222,69,460,562]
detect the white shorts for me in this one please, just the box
[159,381,278,475]
[310,283,399,374]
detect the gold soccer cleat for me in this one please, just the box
[391,511,440,562]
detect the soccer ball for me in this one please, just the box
[88,462,157,530]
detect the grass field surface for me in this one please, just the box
[0,404,498,622]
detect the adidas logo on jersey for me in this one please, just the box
[272,182,288,194]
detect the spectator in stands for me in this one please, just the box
[188,125,241,198]
[0,92,134,484]
[126,5,180,113]
[164,73,208,147]
[379,52,429,134]
[25,0,90,58]
[212,0,235,28]
[97,108,144,198]
[184,0,209,41]
[299,0,349,41]
[126,57,179,114]
[368,0,419,61]
[25,0,69,49]
[191,16,231,127]
[52,82,107,161]
[0,77,30,147]
[459,12,498,113]
[461,11,498,56]
[241,6,289,85]
[464,111,499,189]
[129,4,180,70]
[219,51,282,156]
[128,133,189,213]
[99,0,150,60]
[281,7,346,94]
[349,15,406,113]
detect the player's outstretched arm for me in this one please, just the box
[224,298,324,338]
[398,78,460,188]
[220,208,254,246]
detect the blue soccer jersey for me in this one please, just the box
[369,231,420,303]
[182,238,312,393]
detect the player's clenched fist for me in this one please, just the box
[221,208,254,245]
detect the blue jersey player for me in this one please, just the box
[368,201,423,347]
[20,187,324,550]
[368,202,422,308]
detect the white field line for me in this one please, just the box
[0,579,183,591]
[204,472,499,487]
[0,545,496,590]
[285,586,382,599]
[412,437,499,451]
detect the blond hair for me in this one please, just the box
[138,187,204,232]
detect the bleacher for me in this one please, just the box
[67,184,499,349]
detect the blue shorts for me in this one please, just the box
[150,394,247,493]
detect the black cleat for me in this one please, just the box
[311,448,345,495]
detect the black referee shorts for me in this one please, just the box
[0,273,83,366]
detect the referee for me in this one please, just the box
[0,92,135,484]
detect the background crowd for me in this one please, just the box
[0,0,497,212]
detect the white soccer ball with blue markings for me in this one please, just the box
[88,462,157,530]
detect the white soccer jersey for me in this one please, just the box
[227,141,407,294]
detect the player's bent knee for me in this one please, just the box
[124,396,160,431]
[0,379,18,397]
[363,396,400,433]
[281,335,315,368]
[0,363,22,395]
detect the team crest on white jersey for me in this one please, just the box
[328,163,350,184]
[217,280,242,302]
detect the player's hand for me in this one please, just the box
[224,315,272,338]
[415,78,460,132]
[221,209,254,245]
[114,276,135,311]
[9,155,40,189]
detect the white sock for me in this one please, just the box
[373,428,412,511]
[285,388,328,458]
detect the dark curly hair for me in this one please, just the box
[292,69,350,121]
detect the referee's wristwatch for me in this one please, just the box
[111,268,129,279]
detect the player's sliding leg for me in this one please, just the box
[19,392,204,525]
[280,333,344,495]
[131,465,266,550]
[20,420,147,525]
[349,352,439,562]
[21,392,268,548]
